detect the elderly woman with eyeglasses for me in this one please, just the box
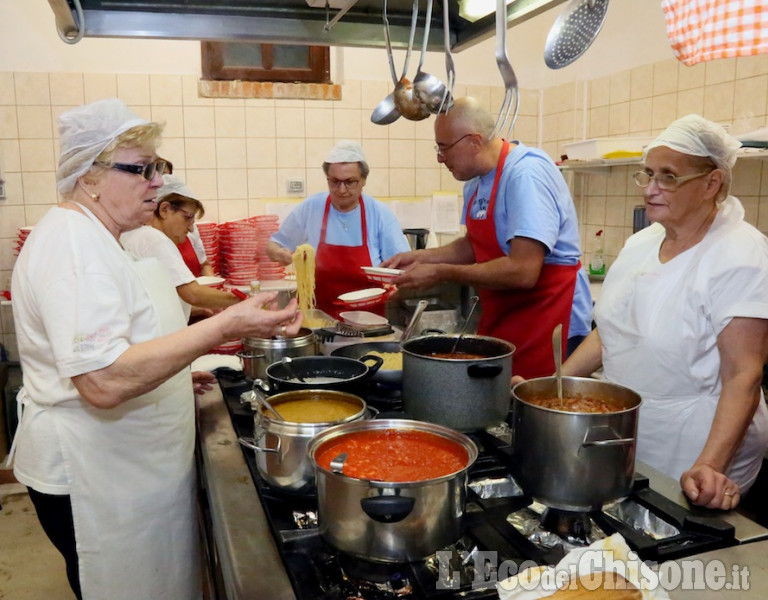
[10,98,301,600]
[121,174,242,321]
[266,140,409,318]
[559,114,768,510]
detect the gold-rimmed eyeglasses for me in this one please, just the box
[174,206,196,222]
[632,170,712,191]
[434,133,474,156]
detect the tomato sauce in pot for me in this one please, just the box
[526,394,617,413]
[315,429,469,482]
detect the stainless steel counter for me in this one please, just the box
[196,382,768,600]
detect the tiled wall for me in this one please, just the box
[0,70,540,359]
[540,54,768,267]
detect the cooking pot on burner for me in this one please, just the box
[512,376,641,512]
[401,334,514,431]
[265,355,383,395]
[240,327,318,381]
[238,388,369,494]
[307,419,478,563]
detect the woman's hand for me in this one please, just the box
[680,463,741,510]
[220,292,303,341]
[192,371,217,395]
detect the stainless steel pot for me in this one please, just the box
[238,389,368,494]
[401,334,515,432]
[307,419,478,563]
[512,376,641,511]
[240,327,318,381]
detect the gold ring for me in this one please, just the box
[724,491,734,496]
[281,325,287,335]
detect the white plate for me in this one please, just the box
[362,266,404,277]
[337,288,387,303]
[191,354,242,372]
[196,275,226,287]
[340,311,389,328]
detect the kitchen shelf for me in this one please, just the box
[558,148,768,174]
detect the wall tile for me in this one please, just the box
[519,89,540,117]
[216,138,248,169]
[0,204,27,236]
[541,113,559,142]
[217,169,248,200]
[732,159,763,197]
[245,106,276,138]
[248,168,278,198]
[741,196,759,226]
[415,168,442,196]
[590,76,610,108]
[275,107,306,138]
[388,116,416,140]
[0,73,16,105]
[49,73,84,106]
[389,168,416,196]
[585,195,606,225]
[0,106,18,138]
[557,110,576,141]
[736,54,768,80]
[117,74,151,105]
[184,106,216,137]
[0,172,22,205]
[361,112,390,140]
[215,106,247,137]
[466,85,492,111]
[184,138,217,169]
[0,139,21,172]
[183,75,214,107]
[514,114,538,144]
[83,73,117,103]
[702,81,735,124]
[677,62,706,91]
[610,71,631,105]
[412,118,434,141]
[275,138,306,169]
[217,199,249,221]
[333,108,363,139]
[14,73,50,106]
[362,138,390,170]
[150,74,183,106]
[361,81,390,111]
[152,106,185,138]
[630,64,654,100]
[588,106,610,138]
[652,59,679,96]
[629,98,653,133]
[337,80,361,109]
[389,139,416,169]
[305,108,334,138]
[651,93,677,131]
[159,137,186,169]
[733,76,768,122]
[705,57,737,86]
[676,88,704,118]
[19,139,56,172]
[608,102,630,135]
[306,137,334,169]
[277,167,308,198]
[21,172,57,205]
[246,137,277,168]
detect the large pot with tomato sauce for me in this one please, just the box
[238,389,369,494]
[401,334,515,432]
[512,376,641,511]
[307,419,478,563]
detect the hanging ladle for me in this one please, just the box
[552,323,563,401]
[402,299,429,342]
[449,295,479,355]
[371,0,402,125]
[281,356,306,383]
[392,0,431,121]
[412,0,447,114]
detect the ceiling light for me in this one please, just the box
[460,0,515,23]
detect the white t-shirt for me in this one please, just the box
[121,225,196,320]
[11,207,161,493]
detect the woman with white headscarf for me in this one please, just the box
[266,140,410,318]
[10,98,302,599]
[559,114,768,510]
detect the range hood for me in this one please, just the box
[47,0,567,52]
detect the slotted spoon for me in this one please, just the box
[544,0,610,70]
[491,0,520,140]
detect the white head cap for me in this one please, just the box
[157,174,196,201]
[324,140,366,163]
[56,98,150,195]
[644,114,741,170]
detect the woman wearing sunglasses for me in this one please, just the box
[9,98,302,600]
[557,114,768,511]
[121,174,242,321]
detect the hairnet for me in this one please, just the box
[157,174,197,201]
[325,140,366,163]
[644,114,741,170]
[56,98,150,195]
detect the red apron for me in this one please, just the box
[177,236,203,277]
[314,196,380,319]
[465,140,580,379]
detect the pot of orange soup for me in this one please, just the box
[307,419,478,563]
[238,389,368,494]
[512,376,641,512]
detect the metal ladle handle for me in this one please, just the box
[402,299,429,342]
[449,295,479,355]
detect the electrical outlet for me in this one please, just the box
[286,178,305,194]
[0,179,5,199]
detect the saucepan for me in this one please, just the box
[265,355,384,395]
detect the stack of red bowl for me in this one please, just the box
[196,221,220,275]
[217,219,260,286]
[14,226,33,256]
[252,215,286,281]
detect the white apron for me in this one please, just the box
[23,205,201,599]
[596,199,768,492]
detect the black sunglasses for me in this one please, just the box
[99,159,167,181]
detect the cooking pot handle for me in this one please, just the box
[359,354,384,377]
[237,436,281,455]
[467,364,503,378]
[360,495,415,523]
[581,426,635,448]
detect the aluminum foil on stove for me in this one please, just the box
[603,499,680,539]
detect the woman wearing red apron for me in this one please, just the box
[383,97,588,379]
[266,141,411,319]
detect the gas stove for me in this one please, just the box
[215,369,740,600]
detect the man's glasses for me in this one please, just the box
[434,133,474,156]
[174,206,196,222]
[632,170,712,191]
[327,177,361,189]
[99,159,167,181]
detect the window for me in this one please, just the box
[202,42,330,84]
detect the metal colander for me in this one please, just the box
[544,0,610,69]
